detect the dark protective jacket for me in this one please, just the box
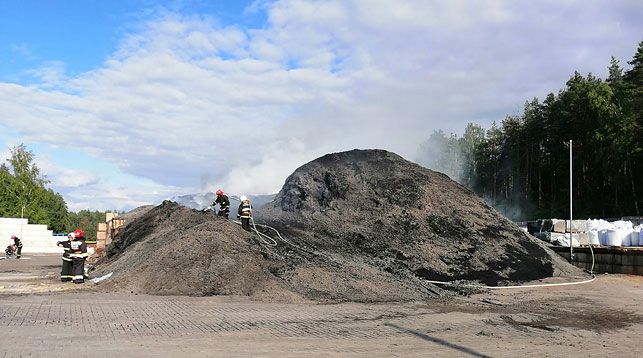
[12,237,22,248]
[213,194,230,213]
[57,240,73,281]
[70,238,88,283]
[57,240,72,261]
[69,239,88,260]
[237,200,252,219]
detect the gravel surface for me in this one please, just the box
[1,255,641,357]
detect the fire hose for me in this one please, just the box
[225,196,597,290]
[228,196,315,253]
[231,219,277,247]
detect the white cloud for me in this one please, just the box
[0,0,641,211]
[24,61,68,88]
[35,155,100,188]
[63,180,183,212]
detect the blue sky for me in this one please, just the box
[1,0,642,212]
[0,1,264,82]
[1,0,264,210]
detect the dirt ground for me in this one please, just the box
[1,254,641,357]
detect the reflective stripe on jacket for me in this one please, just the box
[69,240,88,259]
[214,194,230,212]
[58,241,73,261]
[238,201,252,219]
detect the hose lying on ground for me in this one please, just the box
[227,197,598,289]
[232,219,277,246]
[421,274,596,289]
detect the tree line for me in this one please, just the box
[1,144,112,240]
[418,41,642,220]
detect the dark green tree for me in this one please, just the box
[66,210,108,242]
[1,144,70,231]
[419,42,642,219]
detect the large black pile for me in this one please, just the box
[95,149,581,302]
[96,203,293,298]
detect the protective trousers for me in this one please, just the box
[71,258,85,283]
[241,218,251,231]
[61,258,73,282]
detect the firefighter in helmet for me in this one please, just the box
[212,188,230,219]
[10,235,23,259]
[69,229,88,284]
[56,233,74,282]
[237,195,252,231]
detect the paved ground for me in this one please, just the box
[1,254,641,357]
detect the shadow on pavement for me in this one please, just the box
[384,323,492,358]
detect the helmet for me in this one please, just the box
[73,229,85,239]
[11,235,17,240]
[216,189,224,196]
[239,195,248,202]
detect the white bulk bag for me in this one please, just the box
[588,230,600,245]
[599,229,609,246]
[633,225,643,247]
[605,229,622,246]
[622,231,632,246]
[630,230,639,246]
[553,234,580,247]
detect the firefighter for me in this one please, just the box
[10,235,22,258]
[212,188,230,219]
[237,195,252,231]
[69,229,88,284]
[57,233,74,282]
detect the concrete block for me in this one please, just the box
[635,265,643,275]
[0,218,28,225]
[634,254,643,266]
[622,254,636,266]
[575,252,588,263]
[621,266,636,275]
[533,232,552,242]
[552,219,566,233]
[591,263,603,273]
[1,225,25,234]
[2,217,60,253]
[549,219,587,233]
[612,253,622,266]
[557,251,571,261]
[23,224,48,230]
[113,219,126,229]
[596,253,612,265]
[98,223,107,231]
[594,263,612,273]
[527,221,541,234]
[567,220,587,233]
